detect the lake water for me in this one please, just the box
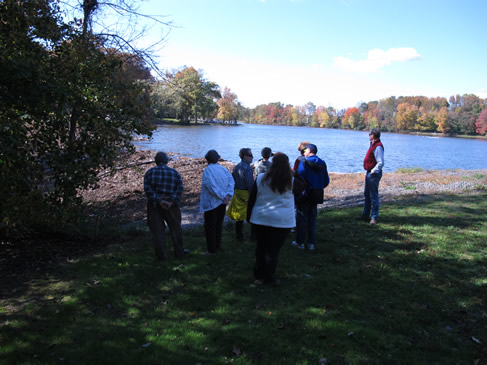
[135,124,487,173]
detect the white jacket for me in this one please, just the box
[250,174,296,228]
[200,163,234,212]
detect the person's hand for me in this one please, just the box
[224,195,232,205]
[159,200,173,210]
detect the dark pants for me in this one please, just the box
[296,201,318,245]
[253,224,290,284]
[235,220,244,240]
[147,202,184,259]
[204,204,226,253]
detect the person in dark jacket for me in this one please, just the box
[291,144,329,251]
[357,128,384,225]
[226,148,254,240]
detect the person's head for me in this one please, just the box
[261,147,273,160]
[205,149,221,164]
[297,141,310,155]
[239,148,253,162]
[263,152,293,194]
[154,151,170,166]
[304,144,318,157]
[369,128,381,140]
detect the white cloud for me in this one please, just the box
[334,48,421,73]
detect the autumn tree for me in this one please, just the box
[343,107,362,129]
[416,107,437,131]
[217,87,239,123]
[476,109,487,135]
[435,107,450,133]
[377,96,398,131]
[396,102,418,130]
[314,106,331,128]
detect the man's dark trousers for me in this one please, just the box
[147,202,184,259]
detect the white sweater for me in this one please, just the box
[250,174,296,228]
[200,163,235,212]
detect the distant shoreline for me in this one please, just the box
[149,120,487,140]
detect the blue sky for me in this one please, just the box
[135,0,486,109]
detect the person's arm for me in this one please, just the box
[245,165,254,192]
[225,169,235,204]
[144,170,161,207]
[322,163,330,188]
[371,146,384,174]
[171,172,184,205]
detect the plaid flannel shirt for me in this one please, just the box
[144,164,184,207]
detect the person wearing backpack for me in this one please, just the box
[291,144,329,251]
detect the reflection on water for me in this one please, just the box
[135,124,487,173]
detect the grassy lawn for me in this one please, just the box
[1,193,486,364]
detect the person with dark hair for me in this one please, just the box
[357,128,385,225]
[247,152,297,285]
[200,150,234,254]
[254,147,273,176]
[226,148,254,240]
[292,144,329,251]
[144,151,188,260]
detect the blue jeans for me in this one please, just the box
[363,171,382,220]
[296,201,317,245]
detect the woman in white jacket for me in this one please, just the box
[247,152,300,285]
[200,150,234,254]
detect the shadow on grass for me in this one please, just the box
[1,192,486,364]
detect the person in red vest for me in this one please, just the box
[357,128,385,225]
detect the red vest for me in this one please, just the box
[363,139,384,172]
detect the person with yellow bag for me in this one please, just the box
[226,148,254,240]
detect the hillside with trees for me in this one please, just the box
[245,95,487,136]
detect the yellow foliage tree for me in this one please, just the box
[435,107,450,133]
[396,103,418,130]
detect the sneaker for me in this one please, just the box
[297,243,305,249]
[355,215,369,222]
[307,243,315,251]
[370,218,378,225]
[291,241,298,246]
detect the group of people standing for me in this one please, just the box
[143,128,385,285]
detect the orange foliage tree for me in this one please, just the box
[343,107,361,129]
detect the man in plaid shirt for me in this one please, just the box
[144,151,188,260]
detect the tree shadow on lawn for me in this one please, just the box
[1,193,486,363]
